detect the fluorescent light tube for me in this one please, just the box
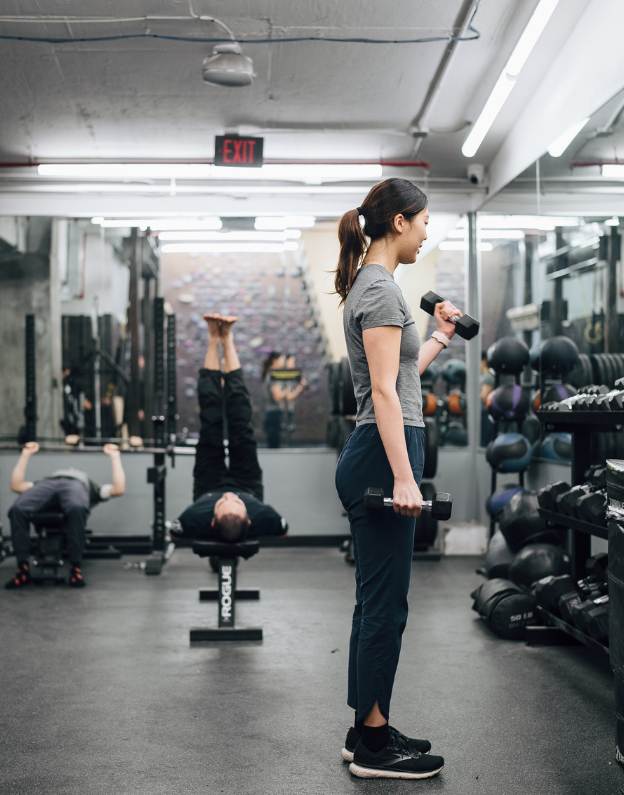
[38,163,382,184]
[447,229,524,240]
[458,215,578,230]
[161,242,298,254]
[255,215,316,230]
[462,0,559,157]
[547,117,589,157]
[439,241,493,252]
[601,165,624,179]
[158,231,293,242]
[93,217,223,230]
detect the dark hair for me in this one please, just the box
[333,178,428,303]
[261,351,282,381]
[214,513,249,543]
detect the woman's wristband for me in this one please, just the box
[430,330,451,348]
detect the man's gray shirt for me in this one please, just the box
[342,263,424,427]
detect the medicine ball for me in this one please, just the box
[535,432,572,462]
[532,383,577,412]
[486,383,530,421]
[520,413,541,445]
[447,389,466,416]
[471,578,536,639]
[441,359,466,389]
[509,543,571,589]
[486,485,524,519]
[486,433,532,473]
[499,489,565,552]
[422,391,438,417]
[484,529,515,579]
[531,336,579,377]
[486,337,529,375]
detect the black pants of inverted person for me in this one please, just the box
[335,423,426,723]
[9,478,90,565]
[193,368,264,503]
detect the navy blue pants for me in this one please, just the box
[335,423,426,723]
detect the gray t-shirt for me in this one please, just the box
[343,264,424,427]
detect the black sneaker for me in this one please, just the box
[349,733,444,780]
[341,725,431,763]
[5,564,32,590]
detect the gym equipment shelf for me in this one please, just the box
[537,409,622,579]
[528,606,609,657]
[538,410,624,432]
[538,509,608,540]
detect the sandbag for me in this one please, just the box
[499,490,564,551]
[509,543,571,589]
[471,578,536,639]
[484,530,514,579]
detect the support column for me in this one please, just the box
[465,212,481,520]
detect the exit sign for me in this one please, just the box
[214,135,264,167]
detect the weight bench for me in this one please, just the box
[29,511,67,584]
[190,539,263,643]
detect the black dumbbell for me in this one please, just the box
[537,481,570,512]
[419,291,480,341]
[364,487,452,520]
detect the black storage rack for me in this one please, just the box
[528,409,623,651]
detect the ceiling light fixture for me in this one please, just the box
[38,163,381,184]
[459,215,578,231]
[601,164,624,179]
[447,229,524,240]
[161,242,298,254]
[202,41,255,87]
[439,241,493,252]
[462,0,559,158]
[255,215,316,230]
[158,231,297,242]
[547,117,590,157]
[92,216,223,230]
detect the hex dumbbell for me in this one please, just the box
[364,487,452,520]
[420,291,480,341]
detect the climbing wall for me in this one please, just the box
[162,251,329,444]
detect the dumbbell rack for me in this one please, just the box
[528,409,624,653]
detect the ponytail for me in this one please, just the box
[334,208,367,304]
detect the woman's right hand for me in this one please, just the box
[22,441,40,456]
[392,477,423,517]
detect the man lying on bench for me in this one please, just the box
[174,312,288,544]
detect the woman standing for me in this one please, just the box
[334,178,460,781]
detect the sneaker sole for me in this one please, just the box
[341,747,354,763]
[349,761,443,780]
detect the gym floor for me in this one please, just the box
[0,550,620,795]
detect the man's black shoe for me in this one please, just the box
[349,733,444,780]
[341,724,431,762]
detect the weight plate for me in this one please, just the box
[423,418,439,480]
[415,481,438,547]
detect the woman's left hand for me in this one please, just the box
[434,300,460,338]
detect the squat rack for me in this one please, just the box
[7,302,180,574]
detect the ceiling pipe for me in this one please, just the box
[409,0,480,154]
[571,160,624,168]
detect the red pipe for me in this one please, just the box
[0,158,430,169]
[571,160,623,168]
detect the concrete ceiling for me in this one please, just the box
[0,0,619,218]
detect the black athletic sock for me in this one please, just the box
[360,723,389,752]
